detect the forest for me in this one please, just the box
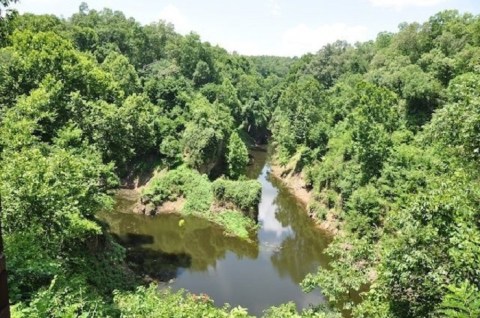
[1,0,480,317]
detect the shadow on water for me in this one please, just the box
[99,147,336,316]
[100,212,259,276]
[126,246,192,282]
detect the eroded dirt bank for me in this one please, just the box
[269,160,341,235]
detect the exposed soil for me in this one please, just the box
[116,148,340,234]
[269,160,341,235]
[133,197,185,216]
[157,198,186,214]
[269,164,311,207]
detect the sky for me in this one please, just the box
[11,0,480,56]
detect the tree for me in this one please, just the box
[182,95,233,174]
[0,30,120,108]
[271,75,323,163]
[193,60,212,87]
[101,51,141,96]
[226,131,249,179]
[0,0,18,46]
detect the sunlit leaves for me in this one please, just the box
[438,281,480,318]
[226,131,249,179]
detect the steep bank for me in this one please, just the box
[269,159,341,235]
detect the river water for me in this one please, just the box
[100,149,333,316]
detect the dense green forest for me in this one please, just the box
[1,0,480,317]
[271,10,480,318]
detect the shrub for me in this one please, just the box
[308,201,329,221]
[114,285,252,317]
[142,167,212,213]
[211,210,257,239]
[325,189,339,209]
[143,168,259,240]
[212,179,262,211]
[263,302,342,318]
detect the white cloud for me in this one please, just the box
[369,0,448,9]
[12,0,77,18]
[221,39,269,56]
[279,23,369,57]
[158,4,191,34]
[267,0,281,17]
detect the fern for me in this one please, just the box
[437,281,480,318]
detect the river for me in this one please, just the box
[100,148,333,316]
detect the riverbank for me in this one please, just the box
[101,150,333,316]
[114,167,261,241]
[269,159,341,235]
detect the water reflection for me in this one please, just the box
[268,175,331,284]
[101,212,259,276]
[100,148,332,316]
[258,168,293,240]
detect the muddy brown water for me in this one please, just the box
[100,149,334,316]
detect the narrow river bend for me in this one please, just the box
[101,149,333,316]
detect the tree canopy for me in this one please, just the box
[1,2,480,317]
[271,9,480,318]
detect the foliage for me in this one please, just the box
[302,237,372,309]
[226,131,249,179]
[212,178,262,212]
[269,9,480,318]
[437,281,480,318]
[182,95,233,173]
[263,302,342,318]
[0,0,18,46]
[211,210,257,240]
[3,4,480,318]
[143,166,212,213]
[114,285,252,318]
[11,275,114,318]
[0,4,273,317]
[249,55,296,78]
[271,75,324,164]
[143,167,258,239]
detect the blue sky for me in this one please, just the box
[12,0,480,56]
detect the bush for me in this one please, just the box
[346,184,384,227]
[11,275,115,318]
[263,302,342,318]
[212,179,262,212]
[143,168,259,239]
[325,189,339,209]
[114,285,252,317]
[308,201,328,221]
[211,210,257,239]
[143,166,212,213]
